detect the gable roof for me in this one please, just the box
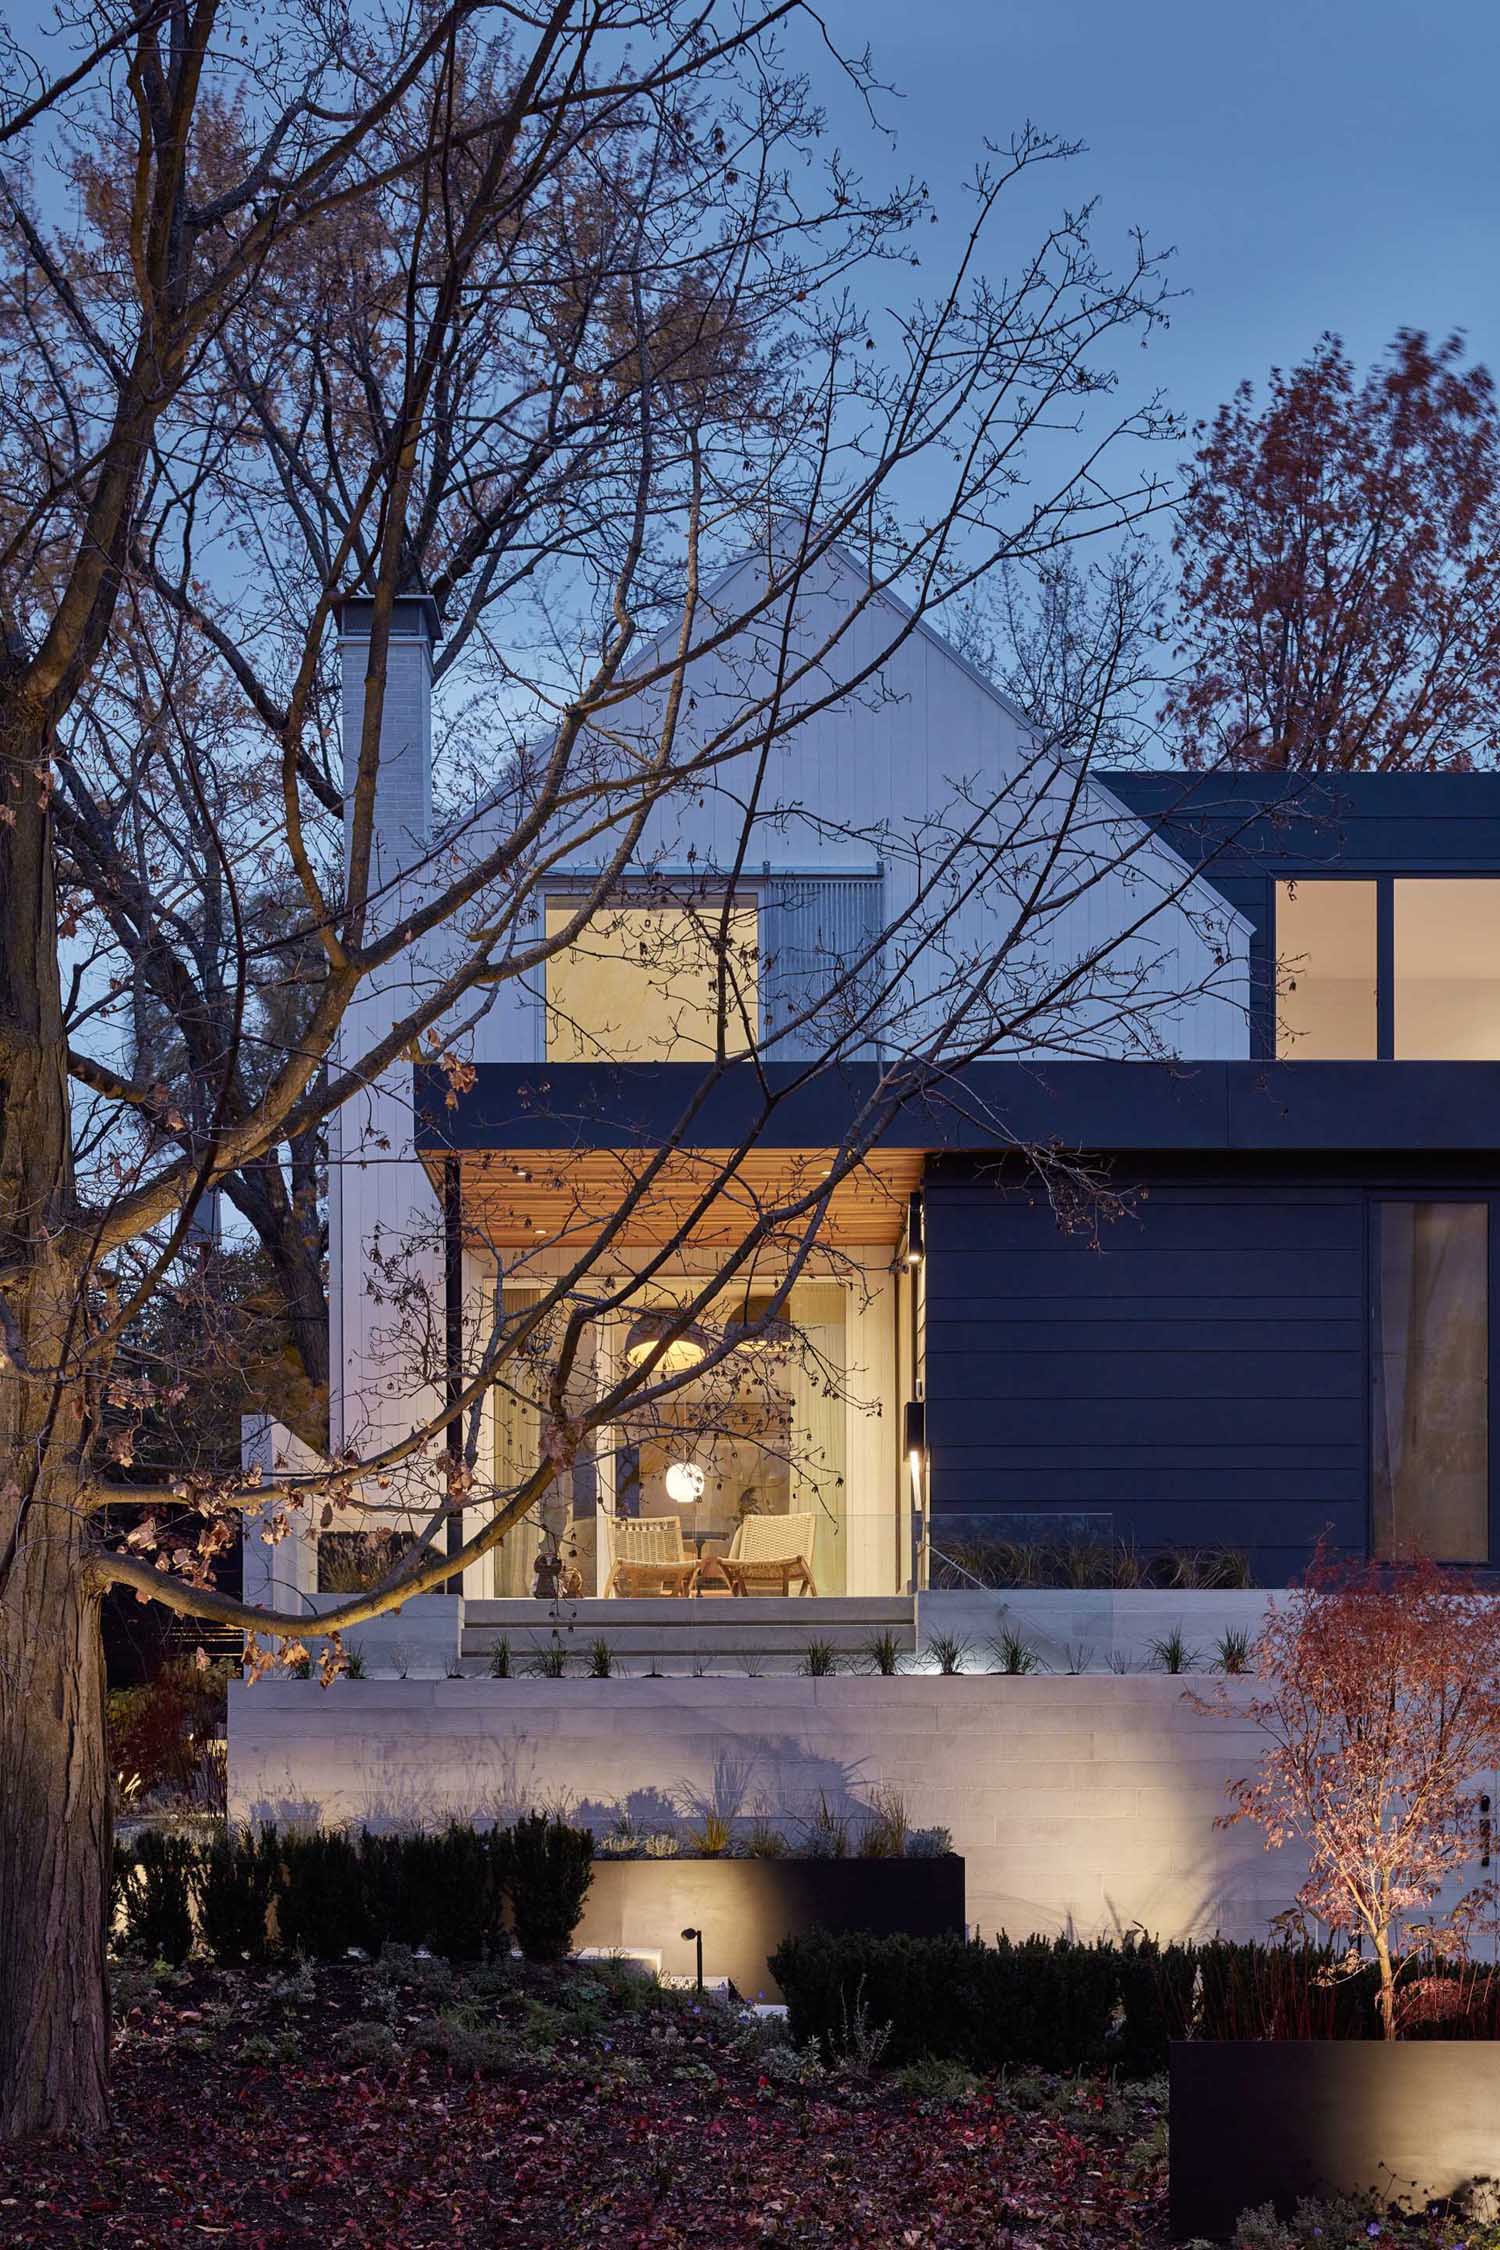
[463,524,1254,939]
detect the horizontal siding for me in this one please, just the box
[923,1247,1365,1301]
[925,1176,1368,1580]
[934,1349,1362,1402]
[927,1318,1364,1355]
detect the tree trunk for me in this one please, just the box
[1374,1930,1398,2040]
[0,695,112,2138]
[0,1513,112,2139]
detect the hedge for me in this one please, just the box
[769,1929,1500,2074]
[114,1816,592,1967]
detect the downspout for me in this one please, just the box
[443,1154,464,1596]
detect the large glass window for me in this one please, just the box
[1372,1201,1489,1562]
[606,1281,848,1596]
[1394,880,1500,1059]
[1274,880,1378,1058]
[544,899,759,1062]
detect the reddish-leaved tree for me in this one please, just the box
[1167,330,1500,771]
[1198,1546,1500,2038]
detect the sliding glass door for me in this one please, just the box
[1371,1201,1489,1563]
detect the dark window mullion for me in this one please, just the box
[1488,1196,1499,1570]
[1376,877,1395,1060]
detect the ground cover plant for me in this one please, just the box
[2,1949,1493,2249]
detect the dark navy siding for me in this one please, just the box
[923,1175,1370,1584]
[1101,770,1500,1058]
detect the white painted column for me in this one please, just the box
[844,1257,899,1595]
[239,1415,319,1611]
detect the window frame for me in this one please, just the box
[1269,871,1500,1062]
[536,881,762,1065]
[1270,873,1382,1061]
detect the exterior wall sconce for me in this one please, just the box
[904,1397,927,1507]
[904,1190,925,1268]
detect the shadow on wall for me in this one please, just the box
[245,1730,551,1834]
[244,1733,885,1847]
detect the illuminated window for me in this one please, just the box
[1394,880,1500,1059]
[1372,1201,1489,1562]
[1274,880,1378,1058]
[544,900,759,1062]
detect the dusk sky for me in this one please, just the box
[816,0,1500,442]
[11,0,1494,441]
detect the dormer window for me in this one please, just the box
[1274,879,1378,1058]
[543,895,759,1062]
[1275,875,1500,1060]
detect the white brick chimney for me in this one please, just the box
[327,595,445,1484]
[337,593,438,893]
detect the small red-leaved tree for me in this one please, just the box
[1167,330,1500,771]
[1198,1546,1500,2038]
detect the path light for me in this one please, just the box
[681,1926,704,1991]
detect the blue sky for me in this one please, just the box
[12,0,1493,439]
[811,0,1500,440]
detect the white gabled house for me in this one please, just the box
[246,536,1500,1671]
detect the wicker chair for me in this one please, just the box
[720,1511,818,1597]
[603,1514,699,1598]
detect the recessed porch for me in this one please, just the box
[437,1138,924,1610]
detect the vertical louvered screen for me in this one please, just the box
[761,872,885,1058]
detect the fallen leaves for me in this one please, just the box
[0,1958,1171,2248]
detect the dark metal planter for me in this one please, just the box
[1169,2039,1500,2240]
[576,1854,965,2002]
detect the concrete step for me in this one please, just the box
[460,1595,914,1675]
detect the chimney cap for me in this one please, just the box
[334,591,442,644]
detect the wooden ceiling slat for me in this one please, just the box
[449,1146,922,1248]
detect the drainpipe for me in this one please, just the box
[444,1155,464,1596]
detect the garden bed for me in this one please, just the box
[0,1953,1170,2248]
[8,1953,1500,2246]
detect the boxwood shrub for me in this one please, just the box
[771,1929,1121,2072]
[495,1813,594,1963]
[770,1929,1499,2074]
[116,1816,589,1966]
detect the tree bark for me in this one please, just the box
[0,696,112,2138]
[1374,1929,1398,2040]
[0,1516,111,2139]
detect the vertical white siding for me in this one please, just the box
[463,545,1250,1067]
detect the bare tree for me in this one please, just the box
[0,0,1225,2141]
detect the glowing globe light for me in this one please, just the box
[665,1460,706,1506]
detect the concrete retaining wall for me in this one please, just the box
[228,1673,1301,1945]
[917,1587,1274,1673]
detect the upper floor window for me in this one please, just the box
[1393,880,1500,1059]
[1274,879,1377,1058]
[544,897,759,1062]
[1275,875,1500,1060]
